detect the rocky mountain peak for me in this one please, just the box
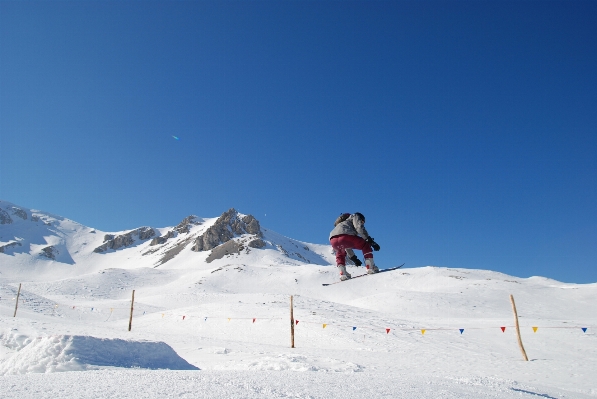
[174,215,201,234]
[191,208,263,252]
[149,215,202,247]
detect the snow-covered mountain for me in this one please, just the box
[1,200,596,398]
[0,200,333,279]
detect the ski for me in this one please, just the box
[322,263,405,286]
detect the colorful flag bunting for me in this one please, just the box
[323,324,327,329]
[532,327,538,333]
[352,327,357,331]
[582,328,587,333]
[421,329,426,335]
[386,328,390,334]
[501,327,506,332]
[459,329,464,334]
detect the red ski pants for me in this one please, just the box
[330,234,373,265]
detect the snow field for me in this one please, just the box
[1,264,596,398]
[1,201,596,397]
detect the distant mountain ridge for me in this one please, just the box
[0,200,333,275]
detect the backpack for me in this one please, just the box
[334,213,351,226]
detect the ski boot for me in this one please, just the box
[365,258,379,274]
[337,264,351,281]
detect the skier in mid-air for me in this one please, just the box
[329,212,381,280]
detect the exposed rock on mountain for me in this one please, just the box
[0,241,22,253]
[206,236,266,263]
[41,246,57,260]
[0,209,12,224]
[206,240,241,263]
[249,238,266,248]
[156,236,195,266]
[94,227,156,253]
[175,215,201,234]
[150,216,201,247]
[151,210,264,266]
[11,207,28,220]
[150,231,175,246]
[191,209,262,252]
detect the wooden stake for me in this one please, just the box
[128,290,135,331]
[13,283,22,317]
[290,295,295,348]
[509,294,528,361]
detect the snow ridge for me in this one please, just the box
[0,333,198,375]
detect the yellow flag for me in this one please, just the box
[532,327,538,333]
[421,329,426,335]
[323,324,327,329]
[228,318,231,322]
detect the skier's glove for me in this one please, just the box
[366,237,381,251]
[349,255,362,266]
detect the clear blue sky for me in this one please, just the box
[1,1,595,283]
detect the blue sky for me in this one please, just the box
[1,1,595,283]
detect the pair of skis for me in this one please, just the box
[322,263,405,286]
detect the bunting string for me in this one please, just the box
[1,284,593,338]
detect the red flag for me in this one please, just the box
[253,318,256,323]
[295,320,299,325]
[386,328,390,334]
[182,315,186,320]
[501,327,506,332]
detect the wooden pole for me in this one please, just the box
[509,294,528,361]
[290,295,295,348]
[13,283,22,317]
[128,290,135,331]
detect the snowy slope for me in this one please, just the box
[1,201,596,398]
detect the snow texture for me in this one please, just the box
[0,334,198,374]
[0,200,595,398]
